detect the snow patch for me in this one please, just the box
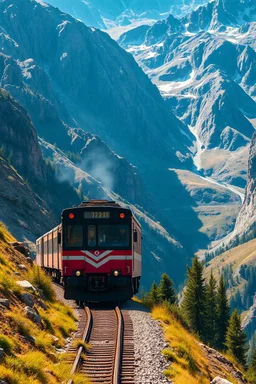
[60,52,68,61]
[158,70,195,96]
[35,0,49,7]
[57,21,71,36]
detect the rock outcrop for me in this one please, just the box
[235,132,256,234]
[0,89,46,183]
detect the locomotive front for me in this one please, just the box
[62,201,141,301]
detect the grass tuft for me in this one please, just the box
[5,352,49,384]
[0,334,15,355]
[0,272,23,295]
[25,265,55,301]
[72,339,91,351]
[35,331,54,353]
[8,310,33,337]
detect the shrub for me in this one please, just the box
[8,311,32,337]
[72,339,91,351]
[0,254,8,265]
[165,303,188,328]
[0,334,15,354]
[39,311,55,333]
[5,352,49,384]
[26,265,55,301]
[0,273,22,296]
[35,331,53,353]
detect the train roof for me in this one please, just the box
[78,200,122,208]
[36,202,141,243]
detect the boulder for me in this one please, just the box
[24,306,41,324]
[0,298,10,309]
[17,280,36,291]
[17,264,27,271]
[20,293,34,307]
[211,378,233,384]
[24,335,36,344]
[10,242,30,257]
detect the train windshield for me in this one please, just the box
[98,225,129,248]
[65,225,83,247]
[88,225,96,247]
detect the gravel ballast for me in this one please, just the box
[123,300,171,384]
[54,285,171,383]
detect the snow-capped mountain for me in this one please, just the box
[0,0,197,286]
[119,0,256,190]
[0,0,246,280]
[46,0,210,37]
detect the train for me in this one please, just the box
[36,200,142,302]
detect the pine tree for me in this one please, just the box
[148,282,160,305]
[205,271,218,347]
[226,310,247,368]
[248,332,256,365]
[247,347,256,383]
[159,273,176,304]
[216,275,230,350]
[182,257,207,339]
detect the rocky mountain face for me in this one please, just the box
[119,0,256,190]
[0,80,190,290]
[0,0,244,264]
[0,0,192,166]
[0,89,56,242]
[0,87,189,285]
[0,88,46,183]
[0,0,252,286]
[46,0,209,29]
[235,132,256,236]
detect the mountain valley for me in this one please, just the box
[0,0,255,287]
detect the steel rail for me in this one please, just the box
[68,306,92,384]
[113,306,124,384]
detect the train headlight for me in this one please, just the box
[113,270,119,277]
[76,271,81,277]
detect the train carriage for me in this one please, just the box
[36,200,142,301]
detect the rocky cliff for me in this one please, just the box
[0,88,81,241]
[119,0,256,188]
[235,132,256,235]
[0,88,46,183]
[0,0,191,167]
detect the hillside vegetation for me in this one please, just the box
[0,223,88,384]
[141,304,245,384]
[204,238,256,306]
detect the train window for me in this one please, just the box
[98,225,129,248]
[88,225,96,247]
[65,225,83,248]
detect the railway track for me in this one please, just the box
[68,305,134,384]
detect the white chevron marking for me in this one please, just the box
[62,255,133,268]
[82,250,112,261]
